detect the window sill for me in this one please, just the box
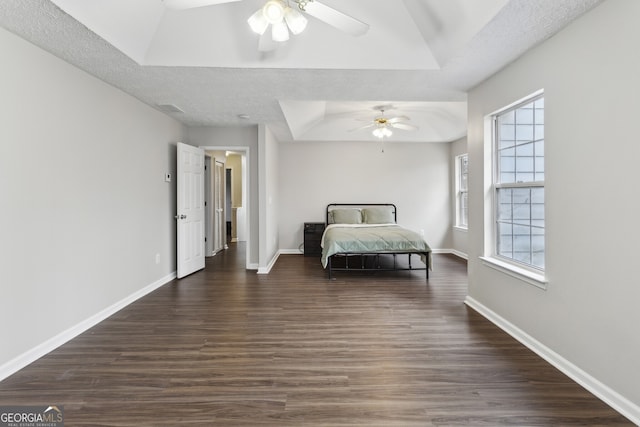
[453,226,468,232]
[479,256,548,290]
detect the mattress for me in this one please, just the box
[321,223,431,268]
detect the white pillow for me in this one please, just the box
[362,206,395,224]
[330,208,362,224]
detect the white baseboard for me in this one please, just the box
[279,249,304,255]
[464,296,640,425]
[257,251,281,274]
[0,271,177,382]
[429,248,468,260]
[449,249,468,260]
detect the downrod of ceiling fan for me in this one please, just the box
[292,0,313,12]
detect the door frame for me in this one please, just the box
[204,155,214,256]
[199,145,251,270]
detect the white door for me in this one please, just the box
[176,142,205,279]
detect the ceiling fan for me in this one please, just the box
[162,0,369,50]
[352,106,419,139]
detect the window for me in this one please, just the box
[494,94,544,271]
[456,154,468,228]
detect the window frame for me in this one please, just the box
[482,90,548,288]
[455,153,468,230]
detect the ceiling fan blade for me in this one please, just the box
[163,0,241,10]
[391,123,418,131]
[349,123,375,132]
[388,116,411,123]
[303,1,369,37]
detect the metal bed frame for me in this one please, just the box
[325,203,430,281]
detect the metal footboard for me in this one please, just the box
[327,251,430,281]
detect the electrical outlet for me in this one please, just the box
[155,253,160,264]
[164,173,172,182]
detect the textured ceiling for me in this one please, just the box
[0,0,603,142]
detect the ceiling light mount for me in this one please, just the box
[372,109,393,139]
[349,106,418,141]
[248,0,308,42]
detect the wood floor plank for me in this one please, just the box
[0,244,632,426]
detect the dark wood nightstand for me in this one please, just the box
[304,222,325,257]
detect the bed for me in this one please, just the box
[321,203,432,280]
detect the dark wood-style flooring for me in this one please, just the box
[0,244,631,426]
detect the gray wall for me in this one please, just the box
[0,26,184,372]
[277,140,452,253]
[467,0,640,414]
[449,136,468,257]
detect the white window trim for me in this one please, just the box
[455,153,468,229]
[480,256,548,289]
[483,89,547,287]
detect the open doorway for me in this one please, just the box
[204,153,226,256]
[226,168,232,243]
[202,147,250,269]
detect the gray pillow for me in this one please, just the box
[330,208,362,224]
[362,206,395,224]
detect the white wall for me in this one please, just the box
[467,0,640,418]
[187,126,259,268]
[259,126,280,271]
[0,27,184,375]
[278,140,452,253]
[449,137,468,257]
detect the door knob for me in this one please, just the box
[174,214,187,220]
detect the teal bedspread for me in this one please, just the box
[321,224,431,268]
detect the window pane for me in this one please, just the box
[516,125,534,142]
[456,154,469,228]
[531,187,544,204]
[461,192,468,227]
[495,185,544,269]
[500,124,515,141]
[498,203,512,221]
[515,157,534,172]
[532,252,545,269]
[516,107,534,124]
[493,95,544,271]
[501,172,515,182]
[501,156,515,173]
[516,143,534,156]
[500,110,515,124]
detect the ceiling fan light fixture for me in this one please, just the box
[284,6,307,35]
[249,0,307,42]
[263,0,285,24]
[271,20,290,41]
[248,9,269,35]
[372,126,392,139]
